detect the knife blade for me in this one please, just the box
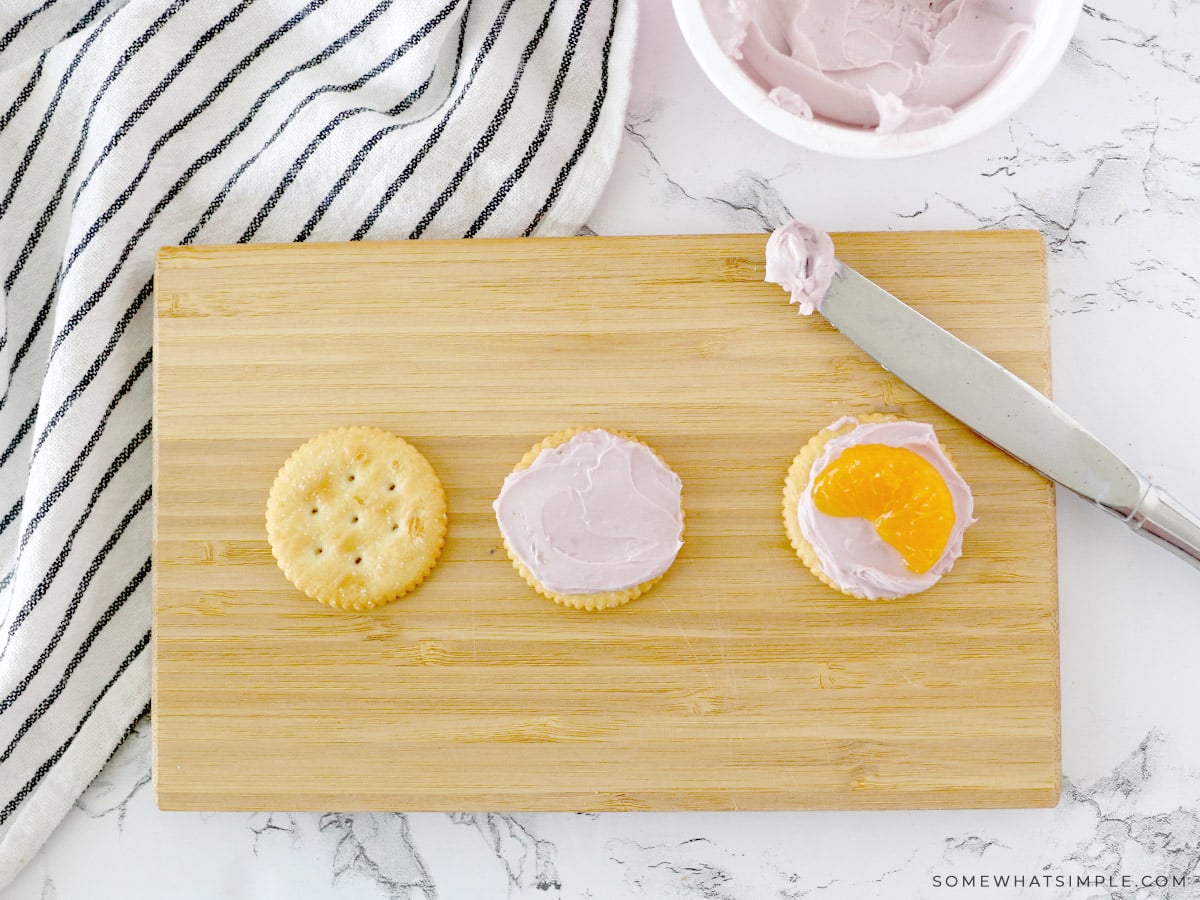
[818,263,1200,571]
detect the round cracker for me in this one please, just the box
[266,427,447,611]
[782,413,961,600]
[498,428,685,612]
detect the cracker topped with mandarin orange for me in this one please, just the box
[783,414,975,600]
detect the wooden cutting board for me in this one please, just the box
[152,231,1059,811]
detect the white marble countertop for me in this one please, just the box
[12,2,1200,897]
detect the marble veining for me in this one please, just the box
[9,0,1200,895]
[72,716,151,834]
[447,813,562,893]
[247,813,300,856]
[318,813,436,899]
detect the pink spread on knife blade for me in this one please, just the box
[764,220,839,315]
[701,0,1039,133]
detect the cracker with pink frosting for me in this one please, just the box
[493,428,685,611]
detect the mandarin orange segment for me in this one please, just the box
[811,443,955,574]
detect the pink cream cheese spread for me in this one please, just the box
[764,220,840,314]
[800,417,976,599]
[701,0,1039,133]
[493,430,684,595]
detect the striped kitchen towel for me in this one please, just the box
[0,0,635,884]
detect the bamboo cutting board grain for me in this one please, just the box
[152,231,1059,811]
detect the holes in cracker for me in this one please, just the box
[354,557,362,565]
[315,547,323,555]
[388,484,395,491]
[348,474,356,482]
[351,516,359,524]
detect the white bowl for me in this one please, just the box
[672,0,1083,159]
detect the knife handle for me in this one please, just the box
[1123,484,1200,572]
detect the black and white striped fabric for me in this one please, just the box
[0,0,634,883]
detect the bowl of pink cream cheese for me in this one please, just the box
[675,0,1082,158]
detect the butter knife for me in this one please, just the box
[818,264,1200,571]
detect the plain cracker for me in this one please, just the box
[266,427,447,611]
